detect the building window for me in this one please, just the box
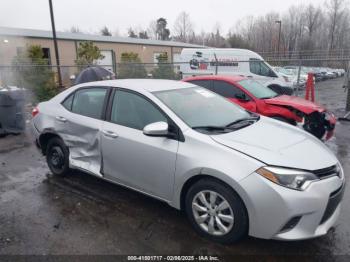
[153,52,167,63]
[42,48,51,65]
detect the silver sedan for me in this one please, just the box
[31,79,345,243]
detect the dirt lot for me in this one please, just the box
[0,78,349,260]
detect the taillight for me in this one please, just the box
[32,107,39,118]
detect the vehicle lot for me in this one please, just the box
[0,78,349,258]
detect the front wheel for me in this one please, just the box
[185,178,248,244]
[46,137,71,176]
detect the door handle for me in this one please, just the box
[102,130,119,139]
[56,116,67,123]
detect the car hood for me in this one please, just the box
[264,95,325,114]
[210,117,337,170]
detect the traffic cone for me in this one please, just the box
[305,73,315,102]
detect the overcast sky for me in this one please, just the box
[0,0,325,35]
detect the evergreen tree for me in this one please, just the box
[75,41,104,68]
[12,45,57,101]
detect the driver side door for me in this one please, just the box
[101,89,179,201]
[211,80,257,112]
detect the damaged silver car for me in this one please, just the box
[32,79,344,243]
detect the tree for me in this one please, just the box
[139,31,149,39]
[118,52,147,78]
[227,33,251,49]
[173,11,194,43]
[152,53,177,79]
[156,18,171,40]
[75,41,104,67]
[128,28,138,38]
[12,45,57,101]
[326,0,346,50]
[100,26,112,36]
[70,26,81,33]
[147,20,158,39]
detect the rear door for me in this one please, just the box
[59,87,109,175]
[101,89,179,200]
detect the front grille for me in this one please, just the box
[320,184,345,224]
[312,165,340,179]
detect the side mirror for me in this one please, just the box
[235,93,249,101]
[143,121,169,137]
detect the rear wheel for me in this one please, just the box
[185,178,248,244]
[46,137,71,176]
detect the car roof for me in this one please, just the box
[74,79,196,93]
[183,75,247,83]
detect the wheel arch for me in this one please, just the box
[179,174,249,214]
[179,173,251,234]
[38,131,64,155]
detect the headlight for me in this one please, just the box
[256,166,319,191]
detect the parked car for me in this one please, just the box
[180,48,294,95]
[274,67,306,88]
[32,79,344,244]
[183,75,336,140]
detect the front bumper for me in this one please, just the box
[325,113,337,140]
[239,172,344,240]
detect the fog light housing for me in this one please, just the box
[279,216,302,233]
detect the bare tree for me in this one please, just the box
[147,20,158,39]
[173,11,194,43]
[326,0,346,50]
[70,26,81,33]
[304,4,322,38]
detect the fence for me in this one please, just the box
[0,57,349,112]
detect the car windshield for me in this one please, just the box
[154,86,254,130]
[238,79,278,99]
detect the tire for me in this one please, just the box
[185,178,248,244]
[46,137,71,176]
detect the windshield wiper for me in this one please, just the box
[192,126,229,131]
[225,116,260,128]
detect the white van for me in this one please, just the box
[180,48,294,95]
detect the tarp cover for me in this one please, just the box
[0,86,26,135]
[74,66,115,85]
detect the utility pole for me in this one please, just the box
[275,20,282,61]
[48,0,63,89]
[339,61,350,121]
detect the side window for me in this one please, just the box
[188,80,212,90]
[71,88,107,119]
[250,59,277,77]
[111,90,167,130]
[62,94,74,111]
[212,80,247,99]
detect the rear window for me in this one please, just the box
[71,88,107,119]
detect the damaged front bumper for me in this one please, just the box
[302,111,336,140]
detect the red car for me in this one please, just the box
[183,75,336,140]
